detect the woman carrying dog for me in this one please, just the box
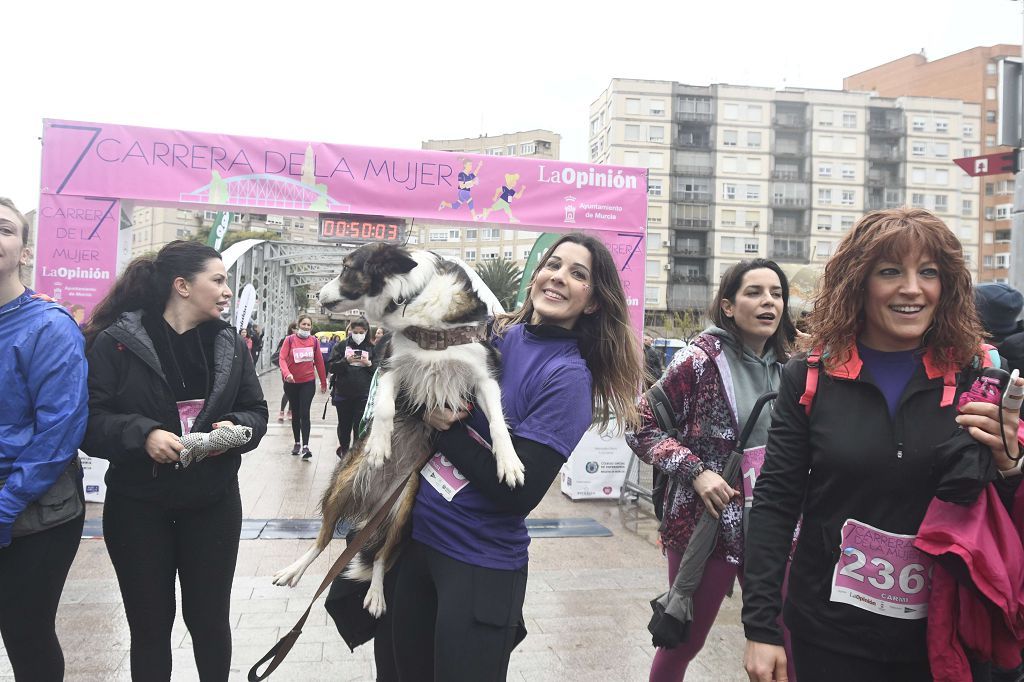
[0,198,88,681]
[627,259,798,681]
[743,209,1023,680]
[81,240,268,681]
[278,315,327,459]
[385,232,643,681]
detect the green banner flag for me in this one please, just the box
[207,212,230,251]
[514,232,560,309]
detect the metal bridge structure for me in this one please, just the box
[220,239,354,373]
[179,173,353,213]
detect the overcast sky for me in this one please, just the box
[5,0,1022,212]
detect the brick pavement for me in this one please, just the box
[0,373,746,681]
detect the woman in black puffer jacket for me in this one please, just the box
[327,317,375,460]
[81,240,267,682]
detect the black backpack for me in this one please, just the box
[644,383,678,523]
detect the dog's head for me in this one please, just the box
[319,243,418,313]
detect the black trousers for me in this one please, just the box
[283,380,315,444]
[389,540,527,682]
[791,636,991,682]
[103,483,242,682]
[335,397,367,454]
[0,512,83,682]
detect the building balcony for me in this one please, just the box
[672,190,712,203]
[773,114,809,129]
[673,139,713,151]
[771,197,809,209]
[673,164,714,176]
[867,120,905,136]
[771,247,809,261]
[672,244,712,257]
[771,169,805,181]
[865,196,904,211]
[866,171,901,188]
[668,282,712,311]
[673,217,712,229]
[675,111,714,123]
[774,146,808,158]
[867,147,901,162]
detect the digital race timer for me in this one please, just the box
[317,213,408,245]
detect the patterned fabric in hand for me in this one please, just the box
[178,425,253,469]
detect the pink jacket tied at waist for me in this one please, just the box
[914,484,1024,681]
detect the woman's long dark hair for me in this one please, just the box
[707,259,797,360]
[83,240,221,349]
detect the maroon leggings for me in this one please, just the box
[648,550,797,682]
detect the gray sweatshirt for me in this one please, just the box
[704,326,781,450]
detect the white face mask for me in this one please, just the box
[296,329,311,339]
[351,333,366,345]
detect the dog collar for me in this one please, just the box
[402,324,486,351]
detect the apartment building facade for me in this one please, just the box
[589,78,980,315]
[845,45,1019,281]
[127,206,316,257]
[416,130,561,267]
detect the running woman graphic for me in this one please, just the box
[477,173,526,223]
[438,159,483,215]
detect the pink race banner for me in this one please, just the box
[34,194,119,322]
[40,119,648,232]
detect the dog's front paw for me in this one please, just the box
[495,446,526,489]
[364,428,392,468]
[271,562,304,588]
[363,581,387,618]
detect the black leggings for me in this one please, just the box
[103,483,242,682]
[0,512,83,682]
[283,380,315,444]
[389,540,527,682]
[335,398,367,454]
[789,636,995,682]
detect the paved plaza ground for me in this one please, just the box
[0,373,746,681]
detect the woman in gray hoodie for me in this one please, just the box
[627,259,797,681]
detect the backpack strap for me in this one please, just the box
[645,384,678,439]
[799,348,822,416]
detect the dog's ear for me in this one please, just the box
[365,246,417,278]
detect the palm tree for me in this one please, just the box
[475,258,522,311]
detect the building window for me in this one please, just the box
[204,210,217,220]
[464,249,476,261]
[818,109,834,127]
[465,228,478,239]
[987,111,997,123]
[482,249,499,261]
[648,178,662,197]
[842,112,856,129]
[721,209,737,227]
[625,124,641,141]
[985,255,995,268]
[624,150,640,166]
[997,204,1012,220]
[911,167,927,184]
[912,141,926,156]
[933,142,949,158]
[962,199,973,217]
[988,62,998,75]
[723,183,737,200]
[911,193,926,208]
[934,169,949,185]
[934,195,948,212]
[818,188,832,204]
[818,163,832,178]
[817,214,833,230]
[817,136,834,152]
[429,230,448,242]
[648,152,664,169]
[503,248,513,260]
[745,184,760,201]
[649,99,665,116]
[721,236,737,252]
[841,137,856,154]
[448,229,460,239]
[987,87,997,100]
[626,98,640,114]
[840,215,855,230]
[997,253,1011,269]
[649,125,665,143]
[520,247,530,260]
[912,118,926,132]
[964,124,974,138]
[645,286,660,304]
[817,241,833,257]
[723,130,738,146]
[724,103,740,120]
[841,164,855,180]
[520,142,536,155]
[747,131,762,148]
[746,105,762,122]
[744,239,759,254]
[935,119,949,133]
[841,190,855,206]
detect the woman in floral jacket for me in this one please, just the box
[627,259,796,682]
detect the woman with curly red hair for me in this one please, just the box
[742,209,1023,681]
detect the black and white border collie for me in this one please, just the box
[272,243,523,617]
